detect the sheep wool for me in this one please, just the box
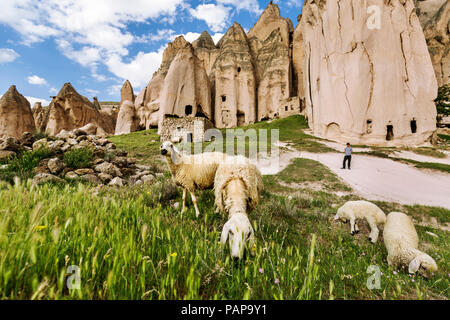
[215,162,264,259]
[383,212,438,278]
[334,200,386,243]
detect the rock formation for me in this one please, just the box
[115,101,139,135]
[120,80,135,105]
[300,0,438,146]
[249,1,293,121]
[414,0,447,26]
[421,0,450,86]
[32,102,49,133]
[0,85,36,138]
[293,14,305,103]
[212,23,257,128]
[159,43,212,127]
[45,83,115,136]
[192,31,220,76]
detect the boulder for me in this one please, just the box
[98,172,113,183]
[33,173,65,185]
[300,0,437,146]
[109,177,125,187]
[0,137,21,152]
[80,174,102,185]
[48,158,66,174]
[141,174,155,185]
[74,168,94,175]
[0,150,15,161]
[65,171,79,179]
[0,86,36,139]
[94,162,122,177]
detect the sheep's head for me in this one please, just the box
[334,208,347,223]
[160,141,174,156]
[409,253,438,278]
[221,213,255,260]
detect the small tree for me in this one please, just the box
[435,84,450,117]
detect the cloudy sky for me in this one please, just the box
[0,0,304,105]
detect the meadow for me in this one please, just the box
[0,116,448,300]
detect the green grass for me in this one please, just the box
[406,147,446,159]
[0,148,53,183]
[108,130,162,165]
[0,179,447,300]
[438,134,450,142]
[63,147,94,169]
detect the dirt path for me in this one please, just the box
[258,142,450,209]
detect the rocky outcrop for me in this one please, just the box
[293,14,305,102]
[300,0,437,146]
[248,1,293,121]
[414,0,447,26]
[32,102,49,133]
[120,80,135,105]
[192,31,220,76]
[45,83,115,136]
[212,23,257,128]
[422,0,450,86]
[114,101,139,135]
[159,43,212,126]
[0,86,36,138]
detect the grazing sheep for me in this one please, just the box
[160,141,231,217]
[384,212,438,278]
[334,200,386,243]
[215,161,264,259]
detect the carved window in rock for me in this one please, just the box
[221,95,226,102]
[366,120,373,134]
[237,112,245,127]
[221,109,232,126]
[185,105,193,116]
[410,119,417,134]
[237,67,241,73]
[285,106,288,111]
[195,105,207,118]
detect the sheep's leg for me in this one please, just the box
[181,189,187,214]
[350,217,359,235]
[367,218,379,243]
[190,191,201,218]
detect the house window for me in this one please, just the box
[285,106,288,111]
[187,133,193,143]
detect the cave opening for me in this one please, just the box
[410,119,417,134]
[237,67,241,73]
[386,125,394,141]
[185,105,193,115]
[221,95,226,102]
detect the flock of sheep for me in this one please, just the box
[160,142,438,278]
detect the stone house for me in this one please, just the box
[278,97,303,119]
[160,117,214,143]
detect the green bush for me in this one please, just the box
[63,147,94,169]
[435,84,450,117]
[0,147,52,183]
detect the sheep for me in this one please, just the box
[215,161,264,259]
[160,141,231,217]
[334,200,386,243]
[383,212,437,278]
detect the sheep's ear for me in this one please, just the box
[409,257,421,274]
[221,222,231,244]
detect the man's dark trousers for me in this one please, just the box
[343,155,351,169]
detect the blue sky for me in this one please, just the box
[0,0,304,105]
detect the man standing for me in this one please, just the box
[342,143,352,170]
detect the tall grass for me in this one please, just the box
[0,179,447,300]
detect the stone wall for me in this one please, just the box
[160,117,214,143]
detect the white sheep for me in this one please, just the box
[334,200,386,243]
[383,212,438,278]
[160,141,231,217]
[215,161,264,259]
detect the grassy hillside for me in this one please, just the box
[0,115,448,300]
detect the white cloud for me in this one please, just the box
[211,33,224,45]
[26,96,51,107]
[0,48,19,64]
[136,29,177,43]
[217,0,262,14]
[27,75,48,85]
[49,87,58,94]
[84,89,100,97]
[189,4,231,33]
[105,47,165,89]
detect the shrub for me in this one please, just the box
[435,84,450,117]
[63,147,94,169]
[0,147,52,183]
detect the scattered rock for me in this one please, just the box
[0,150,15,161]
[80,174,102,185]
[65,171,79,179]
[109,177,125,187]
[94,162,122,177]
[33,173,65,185]
[141,175,155,185]
[74,168,94,175]
[48,158,66,174]
[98,173,113,183]
[0,137,21,152]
